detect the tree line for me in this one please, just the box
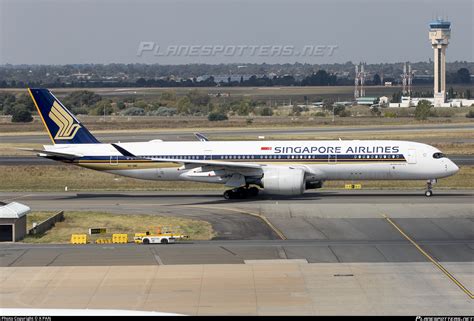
[0,89,278,122]
[0,70,347,88]
[0,68,471,88]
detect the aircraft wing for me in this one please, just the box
[18,148,82,159]
[112,143,263,170]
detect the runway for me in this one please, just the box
[0,190,472,266]
[1,123,473,144]
[1,154,473,165]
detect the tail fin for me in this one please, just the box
[28,88,100,144]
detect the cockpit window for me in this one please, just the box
[433,152,445,159]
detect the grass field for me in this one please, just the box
[1,164,472,192]
[24,211,214,243]
[1,113,473,133]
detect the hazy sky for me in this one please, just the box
[0,0,472,65]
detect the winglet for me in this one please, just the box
[194,132,209,142]
[111,143,136,157]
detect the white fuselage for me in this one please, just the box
[44,140,459,189]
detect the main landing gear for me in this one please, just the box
[424,179,437,197]
[223,186,260,200]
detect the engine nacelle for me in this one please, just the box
[261,167,305,195]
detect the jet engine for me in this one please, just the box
[261,167,305,195]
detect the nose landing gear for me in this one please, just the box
[424,179,437,197]
[223,186,260,199]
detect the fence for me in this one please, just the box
[28,211,65,235]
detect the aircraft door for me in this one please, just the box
[407,149,417,164]
[110,156,119,166]
[204,150,213,160]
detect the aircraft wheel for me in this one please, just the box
[235,188,247,199]
[425,179,436,197]
[248,187,259,197]
[224,190,232,199]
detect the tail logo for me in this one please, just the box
[48,101,81,140]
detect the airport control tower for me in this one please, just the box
[429,19,451,106]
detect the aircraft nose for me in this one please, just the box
[447,160,459,175]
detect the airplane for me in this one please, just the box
[24,88,459,199]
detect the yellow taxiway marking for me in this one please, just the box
[381,213,473,299]
[182,205,287,240]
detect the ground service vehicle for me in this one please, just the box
[134,227,188,245]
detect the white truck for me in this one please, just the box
[140,235,176,244]
[134,229,189,245]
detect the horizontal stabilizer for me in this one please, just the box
[18,148,82,159]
